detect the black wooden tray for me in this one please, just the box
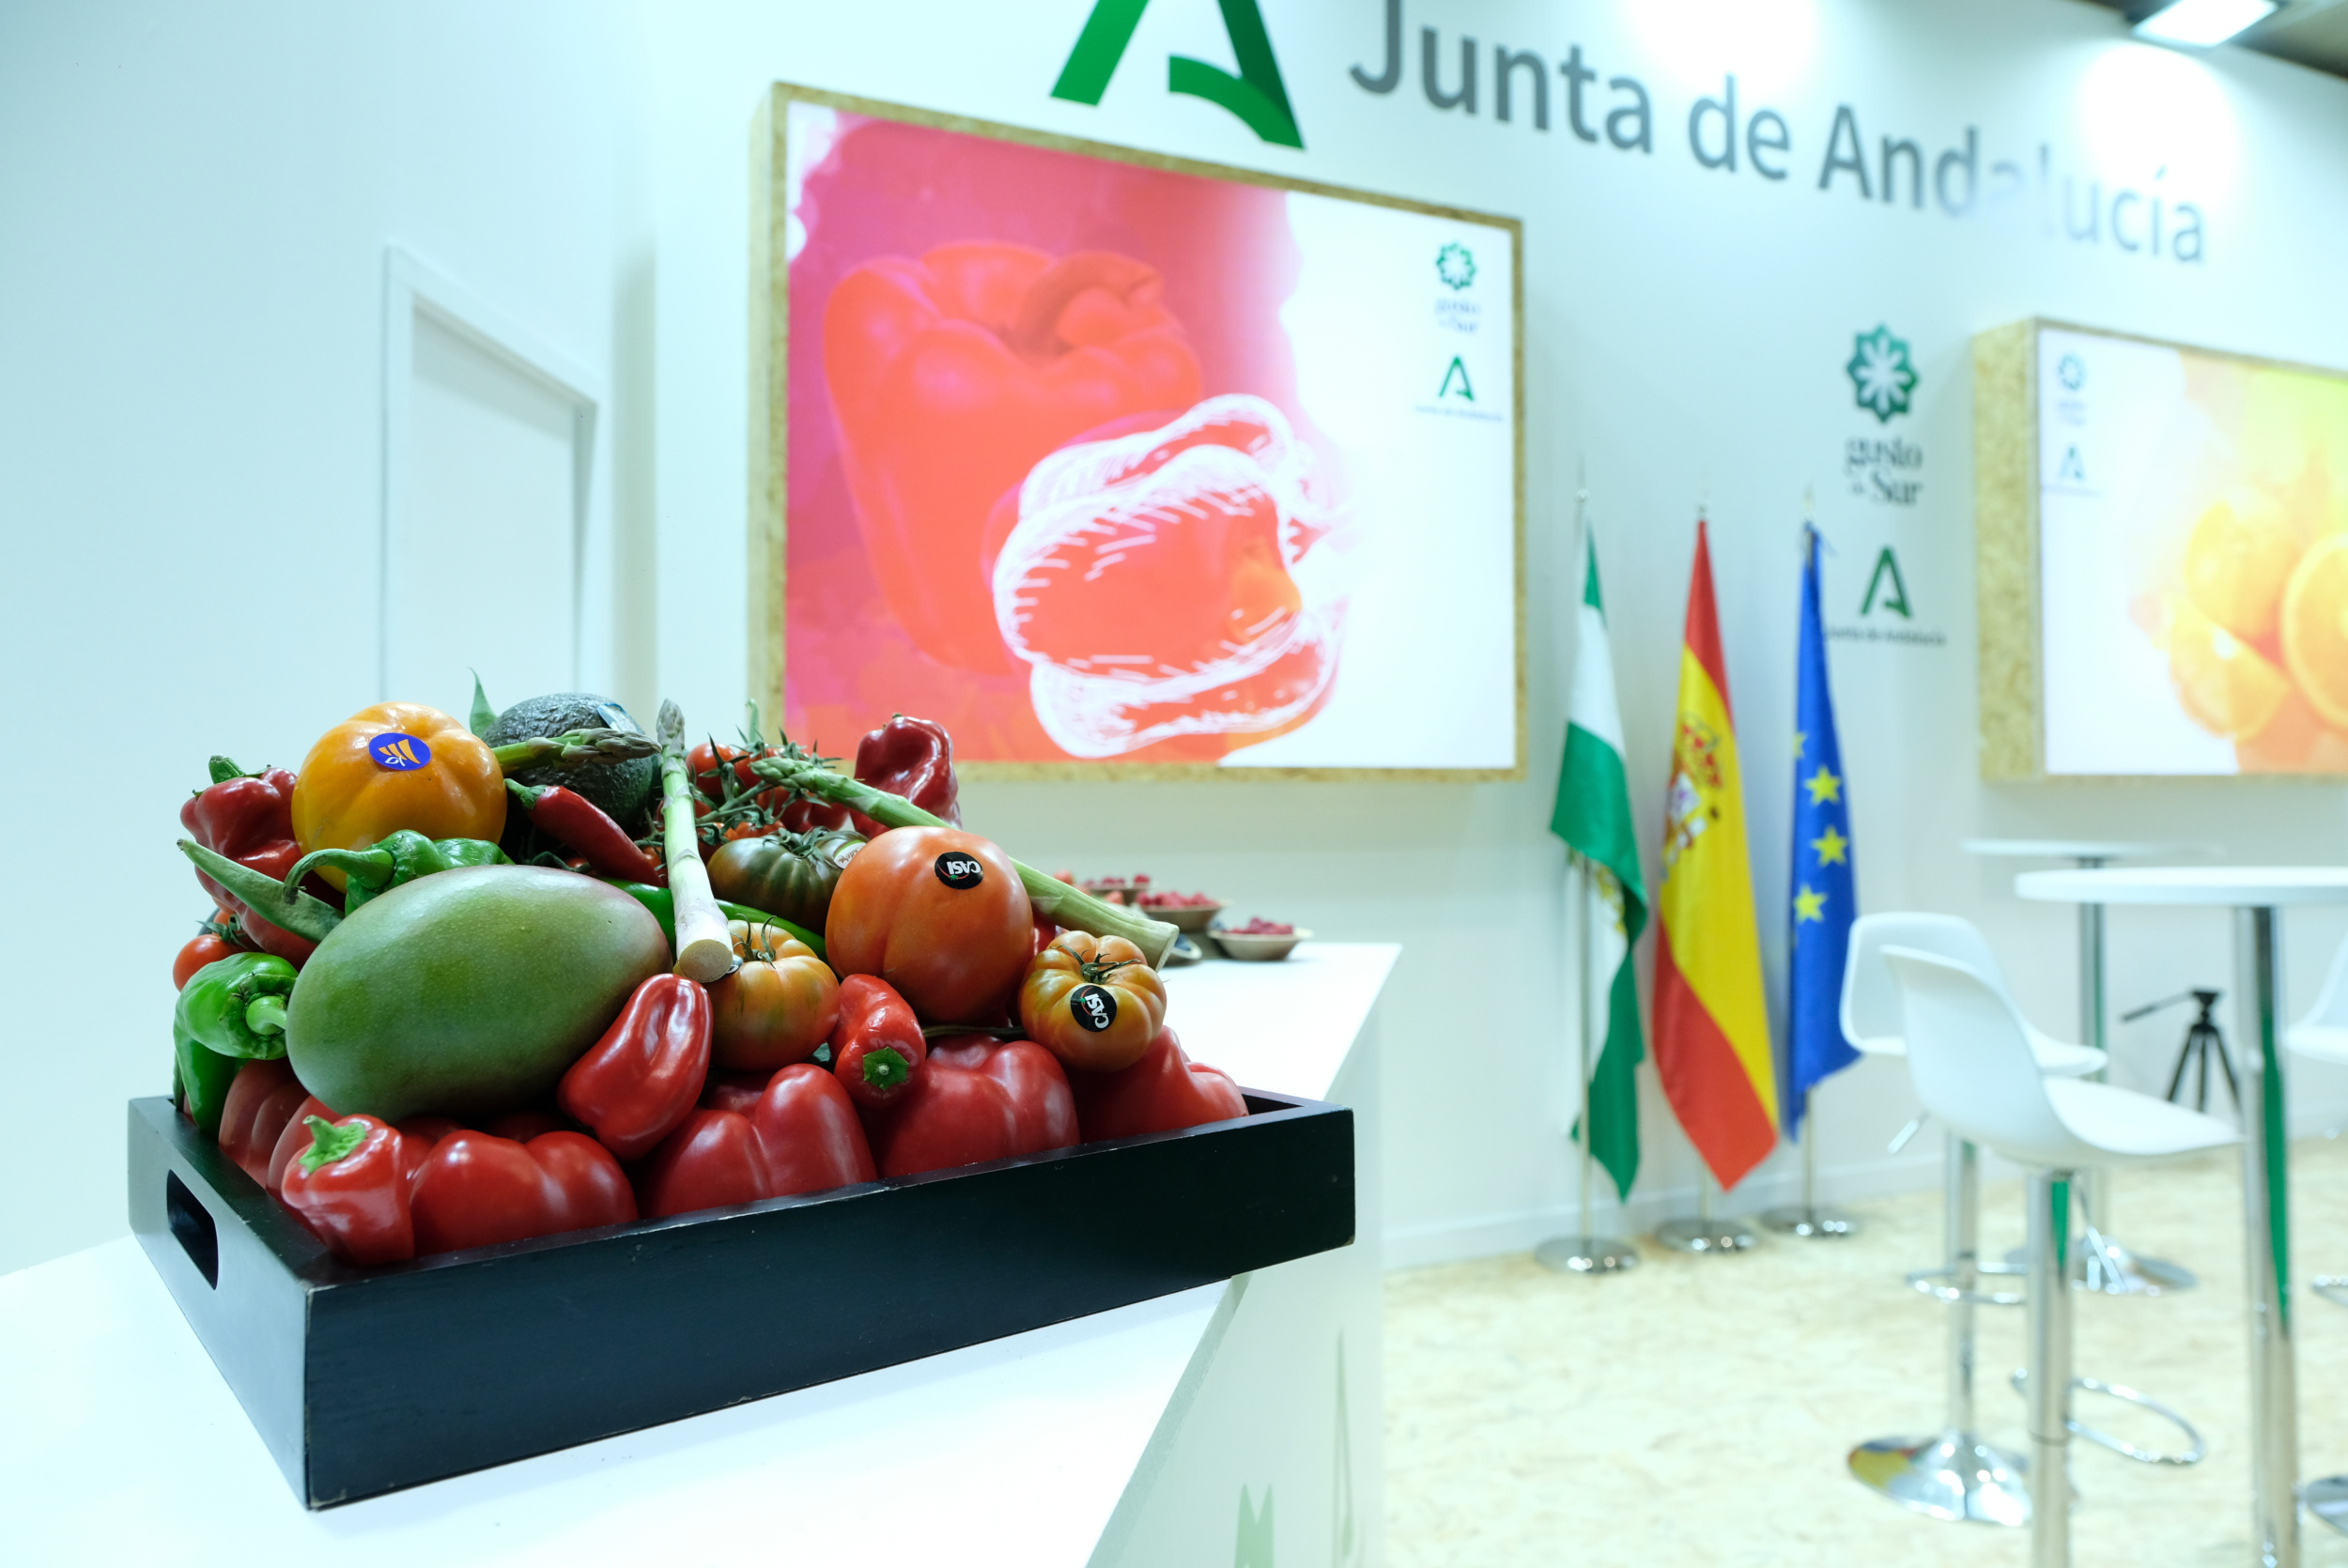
[126,1089,1352,1508]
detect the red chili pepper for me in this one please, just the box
[408,1129,637,1254]
[508,780,667,884]
[847,715,961,839]
[216,1059,310,1187]
[858,1037,1077,1179]
[280,1115,416,1267]
[179,762,334,917]
[637,1064,875,1218]
[829,976,928,1113]
[1071,1024,1247,1143]
[558,974,713,1160]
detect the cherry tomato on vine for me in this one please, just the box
[174,911,248,989]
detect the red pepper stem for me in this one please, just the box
[299,1115,367,1176]
[284,845,394,893]
[749,759,1179,967]
[504,779,547,808]
[861,1047,912,1092]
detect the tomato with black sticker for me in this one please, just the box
[824,826,1031,1025]
[1018,931,1167,1073]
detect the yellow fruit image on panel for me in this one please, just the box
[2184,498,2298,639]
[2166,595,2289,740]
[2282,534,2348,729]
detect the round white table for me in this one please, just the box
[2017,867,2348,1568]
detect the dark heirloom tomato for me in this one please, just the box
[706,828,862,930]
[824,826,1032,1025]
[708,919,840,1072]
[1018,932,1167,1072]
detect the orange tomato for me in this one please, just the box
[290,703,505,887]
[708,920,841,1072]
[1017,931,1167,1073]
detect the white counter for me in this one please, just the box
[0,942,1396,1567]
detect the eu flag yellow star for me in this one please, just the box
[1794,885,1827,922]
[1793,729,1806,760]
[1804,765,1842,806]
[1811,824,1849,866]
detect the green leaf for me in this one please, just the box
[469,671,497,737]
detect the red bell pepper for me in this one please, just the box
[859,1037,1078,1179]
[408,1129,637,1254]
[823,243,1203,671]
[266,1095,335,1191]
[557,974,712,1159]
[216,1059,310,1186]
[180,761,333,917]
[637,1064,876,1218]
[1071,1024,1247,1143]
[846,715,961,838]
[829,976,928,1112]
[280,1114,415,1267]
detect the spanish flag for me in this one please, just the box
[1653,519,1778,1189]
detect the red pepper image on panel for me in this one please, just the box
[822,242,1203,672]
[989,394,1342,758]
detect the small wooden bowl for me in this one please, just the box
[1209,927,1309,961]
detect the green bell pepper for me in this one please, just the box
[173,1022,246,1137]
[175,952,298,1061]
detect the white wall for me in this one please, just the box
[8,0,2348,1278]
[636,0,2348,1271]
[0,1,653,1274]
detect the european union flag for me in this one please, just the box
[1787,523,1858,1134]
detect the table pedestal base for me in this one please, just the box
[1848,1432,2030,1527]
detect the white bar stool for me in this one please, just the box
[2286,936,2348,1534]
[1884,945,2238,1568]
[1842,913,2107,1527]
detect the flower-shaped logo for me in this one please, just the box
[2058,353,2086,392]
[1847,325,1918,423]
[1436,242,1475,291]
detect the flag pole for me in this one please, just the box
[1763,505,1861,1242]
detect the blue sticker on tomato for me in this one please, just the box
[368,732,433,771]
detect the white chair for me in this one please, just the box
[1884,945,2237,1568]
[2288,935,2348,1308]
[2288,931,2348,1068]
[1843,913,2105,1529]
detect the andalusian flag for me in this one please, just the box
[1550,522,1646,1201]
[1653,520,1779,1190]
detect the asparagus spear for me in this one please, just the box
[657,702,738,982]
[488,728,659,772]
[747,756,1181,968]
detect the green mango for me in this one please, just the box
[286,865,669,1122]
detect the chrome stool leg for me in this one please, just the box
[2028,1169,2076,1568]
[1848,1137,2029,1527]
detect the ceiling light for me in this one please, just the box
[2130,0,2280,47]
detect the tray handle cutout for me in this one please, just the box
[165,1170,220,1288]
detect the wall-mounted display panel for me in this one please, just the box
[750,85,1523,778]
[1977,319,2348,779]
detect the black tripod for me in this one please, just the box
[2122,990,2238,1114]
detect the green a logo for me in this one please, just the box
[1052,0,1305,148]
[1861,546,1912,618]
[1438,357,1475,402]
[1235,1483,1275,1566]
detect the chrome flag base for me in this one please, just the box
[1760,1203,1859,1238]
[1655,1214,1758,1253]
[1848,1430,2031,1527]
[1534,1235,1639,1274]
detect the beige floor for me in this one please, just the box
[1385,1137,2348,1566]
